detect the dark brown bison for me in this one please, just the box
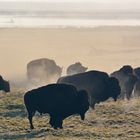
[132,67,140,97]
[134,67,140,79]
[27,58,62,85]
[57,70,121,108]
[133,80,140,97]
[24,84,89,129]
[111,65,137,100]
[0,75,10,93]
[67,62,88,75]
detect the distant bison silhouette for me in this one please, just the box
[58,70,120,108]
[67,62,88,75]
[111,65,137,100]
[24,84,89,129]
[0,75,10,93]
[27,58,62,85]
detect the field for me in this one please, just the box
[0,91,140,140]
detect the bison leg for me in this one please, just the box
[90,102,95,109]
[58,120,63,129]
[52,118,58,130]
[50,116,63,129]
[28,111,35,129]
[49,117,54,127]
[28,115,34,129]
[49,117,58,129]
[80,113,85,120]
[126,92,131,100]
[53,116,63,129]
[56,119,63,129]
[53,121,63,129]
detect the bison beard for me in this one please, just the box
[24,84,89,129]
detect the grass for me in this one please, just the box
[0,91,140,140]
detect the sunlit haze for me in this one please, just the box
[0,0,140,81]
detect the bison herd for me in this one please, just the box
[0,58,140,130]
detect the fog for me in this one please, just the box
[0,27,140,82]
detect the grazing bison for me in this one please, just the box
[0,75,10,92]
[111,65,137,100]
[24,84,89,129]
[57,70,120,108]
[67,62,88,75]
[27,58,62,85]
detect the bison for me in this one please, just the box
[111,65,137,100]
[134,67,140,79]
[27,58,62,85]
[132,67,140,97]
[0,75,10,93]
[67,62,88,75]
[133,80,140,97]
[57,70,121,108]
[24,84,89,129]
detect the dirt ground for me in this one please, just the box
[0,92,140,140]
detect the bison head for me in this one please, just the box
[0,77,10,93]
[120,65,134,74]
[77,90,89,120]
[3,80,10,92]
[108,77,121,101]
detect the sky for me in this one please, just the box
[0,0,139,10]
[0,0,140,11]
[0,0,138,1]
[0,0,140,3]
[0,0,140,81]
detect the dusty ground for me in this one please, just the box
[0,91,140,140]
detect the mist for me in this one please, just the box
[0,27,140,82]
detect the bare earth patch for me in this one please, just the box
[0,92,140,140]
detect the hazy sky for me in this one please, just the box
[0,27,140,80]
[0,0,140,81]
[0,0,140,11]
[0,0,139,2]
[0,0,139,6]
